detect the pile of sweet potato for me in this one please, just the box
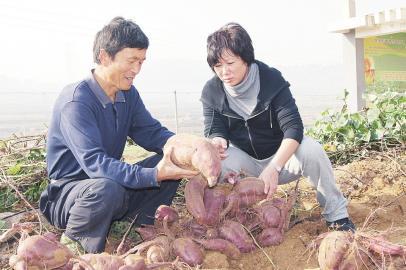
[5,134,296,269]
[132,175,297,266]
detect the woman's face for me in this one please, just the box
[213,50,248,87]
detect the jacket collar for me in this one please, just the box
[86,70,126,108]
[200,60,290,116]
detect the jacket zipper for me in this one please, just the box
[223,105,270,159]
[245,121,259,159]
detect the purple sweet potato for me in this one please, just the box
[204,187,226,226]
[180,218,208,238]
[9,232,74,270]
[185,175,208,225]
[234,177,267,207]
[221,178,267,218]
[194,238,241,260]
[254,200,282,228]
[135,225,158,241]
[256,227,284,246]
[218,220,256,253]
[317,231,352,270]
[155,205,179,223]
[164,133,221,187]
[172,238,204,266]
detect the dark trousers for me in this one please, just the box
[39,154,180,253]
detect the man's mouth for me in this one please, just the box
[125,76,134,83]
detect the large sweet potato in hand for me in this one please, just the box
[164,134,221,187]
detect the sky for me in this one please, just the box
[0,0,404,94]
[0,0,348,92]
[0,0,404,137]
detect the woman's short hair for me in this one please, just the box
[206,22,255,69]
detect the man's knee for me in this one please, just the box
[84,178,127,212]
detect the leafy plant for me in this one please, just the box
[306,89,405,164]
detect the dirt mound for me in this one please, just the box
[205,153,406,270]
[1,153,405,269]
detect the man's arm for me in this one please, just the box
[60,101,160,189]
[128,93,174,154]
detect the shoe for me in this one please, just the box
[326,217,356,232]
[60,233,85,255]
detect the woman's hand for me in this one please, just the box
[156,146,199,181]
[258,164,279,199]
[211,137,228,160]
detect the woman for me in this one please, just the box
[200,22,355,231]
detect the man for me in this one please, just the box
[201,22,355,231]
[39,17,198,253]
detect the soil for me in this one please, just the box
[1,153,405,269]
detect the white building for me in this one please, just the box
[331,0,406,111]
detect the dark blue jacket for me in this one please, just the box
[200,60,303,159]
[46,72,173,189]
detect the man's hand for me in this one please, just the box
[211,137,228,160]
[156,147,199,181]
[258,164,279,199]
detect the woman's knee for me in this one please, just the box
[295,136,327,162]
[221,145,258,177]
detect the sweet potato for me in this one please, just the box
[218,220,256,253]
[222,178,267,217]
[317,231,353,270]
[194,238,241,260]
[204,187,227,226]
[79,253,125,269]
[172,238,204,266]
[123,254,145,267]
[9,232,74,270]
[180,218,207,238]
[256,227,284,246]
[254,200,282,228]
[185,175,208,225]
[146,245,169,263]
[154,205,179,224]
[135,225,159,242]
[164,134,221,187]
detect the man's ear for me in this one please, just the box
[98,49,111,66]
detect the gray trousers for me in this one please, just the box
[39,154,180,253]
[221,136,348,222]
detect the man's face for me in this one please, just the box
[104,47,147,91]
[213,50,248,87]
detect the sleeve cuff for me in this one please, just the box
[139,167,160,188]
[283,128,304,143]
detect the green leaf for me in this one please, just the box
[7,164,22,175]
[366,108,380,122]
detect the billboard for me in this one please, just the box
[364,33,406,91]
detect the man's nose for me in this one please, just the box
[131,63,142,75]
